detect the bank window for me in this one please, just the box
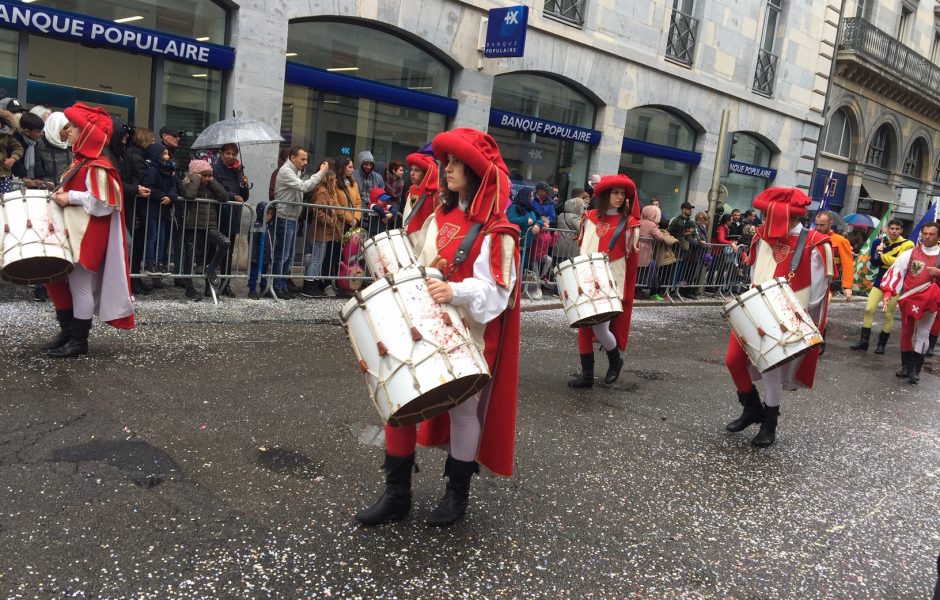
[161,61,222,167]
[544,0,586,27]
[26,0,228,43]
[623,106,696,151]
[287,21,451,97]
[0,28,17,93]
[666,0,698,66]
[724,132,775,212]
[492,72,595,129]
[753,0,782,97]
[866,124,894,169]
[902,140,926,178]
[822,109,852,158]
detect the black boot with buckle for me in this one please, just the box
[568,353,595,388]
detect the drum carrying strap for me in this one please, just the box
[402,192,428,229]
[787,226,811,281]
[447,222,483,279]
[607,214,629,254]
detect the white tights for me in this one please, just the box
[68,266,98,320]
[592,322,617,352]
[448,393,481,462]
[913,314,936,354]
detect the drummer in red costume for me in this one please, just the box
[879,221,940,384]
[401,151,439,247]
[44,103,134,358]
[724,188,833,447]
[567,174,641,388]
[356,128,520,528]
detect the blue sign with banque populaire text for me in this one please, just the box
[728,159,777,180]
[489,109,602,146]
[484,5,528,58]
[0,0,235,70]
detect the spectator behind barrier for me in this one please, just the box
[353,150,384,208]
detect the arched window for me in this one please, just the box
[489,72,597,198]
[282,19,455,167]
[866,124,895,169]
[902,139,927,178]
[286,20,451,96]
[822,109,853,158]
[623,106,696,151]
[724,132,776,211]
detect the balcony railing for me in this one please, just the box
[840,17,940,96]
[544,0,585,27]
[752,49,778,96]
[665,9,698,66]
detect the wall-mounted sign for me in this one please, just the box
[489,109,601,146]
[484,5,529,58]
[0,0,235,70]
[728,159,777,180]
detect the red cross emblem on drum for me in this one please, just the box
[594,222,611,237]
[437,222,461,251]
[772,242,791,264]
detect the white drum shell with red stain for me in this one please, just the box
[0,189,74,285]
[554,252,623,328]
[340,266,491,427]
[722,277,822,373]
[362,229,418,279]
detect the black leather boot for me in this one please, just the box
[927,335,937,357]
[567,353,594,388]
[426,456,477,527]
[46,318,91,358]
[751,405,779,448]
[355,453,415,526]
[896,351,912,378]
[42,309,73,351]
[874,331,890,354]
[603,348,624,384]
[726,386,764,432]
[850,327,871,351]
[908,352,924,385]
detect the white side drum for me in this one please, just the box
[0,189,74,285]
[554,252,623,328]
[341,266,491,427]
[722,277,823,373]
[362,229,418,279]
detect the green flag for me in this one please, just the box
[853,207,892,294]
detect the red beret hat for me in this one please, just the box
[752,187,811,217]
[593,174,637,201]
[406,152,435,172]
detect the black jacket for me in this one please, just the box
[34,137,72,185]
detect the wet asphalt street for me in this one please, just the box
[0,287,938,599]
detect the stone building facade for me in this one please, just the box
[818,0,940,227]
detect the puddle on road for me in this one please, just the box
[254,447,322,480]
[349,424,385,448]
[51,440,182,488]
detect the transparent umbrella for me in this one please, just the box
[190,116,284,149]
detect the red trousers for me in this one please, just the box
[46,279,73,310]
[384,424,417,457]
[725,335,754,393]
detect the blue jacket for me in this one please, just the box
[533,198,557,227]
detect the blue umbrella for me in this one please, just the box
[843,213,880,228]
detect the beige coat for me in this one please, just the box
[309,182,359,242]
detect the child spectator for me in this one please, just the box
[142,144,178,285]
[248,202,275,299]
[366,187,399,237]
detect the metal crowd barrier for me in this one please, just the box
[124,198,753,303]
[516,224,751,302]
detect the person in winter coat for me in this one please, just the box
[11,112,44,187]
[638,204,667,300]
[35,112,72,188]
[555,192,588,260]
[142,144,178,282]
[213,143,250,296]
[506,186,542,267]
[301,158,359,298]
[352,150,384,207]
[383,159,405,213]
[533,182,557,227]
[179,159,232,300]
[124,127,154,294]
[0,109,24,193]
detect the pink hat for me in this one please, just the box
[189,159,212,175]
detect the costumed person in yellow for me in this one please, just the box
[44,103,134,357]
[567,174,641,388]
[849,219,914,354]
